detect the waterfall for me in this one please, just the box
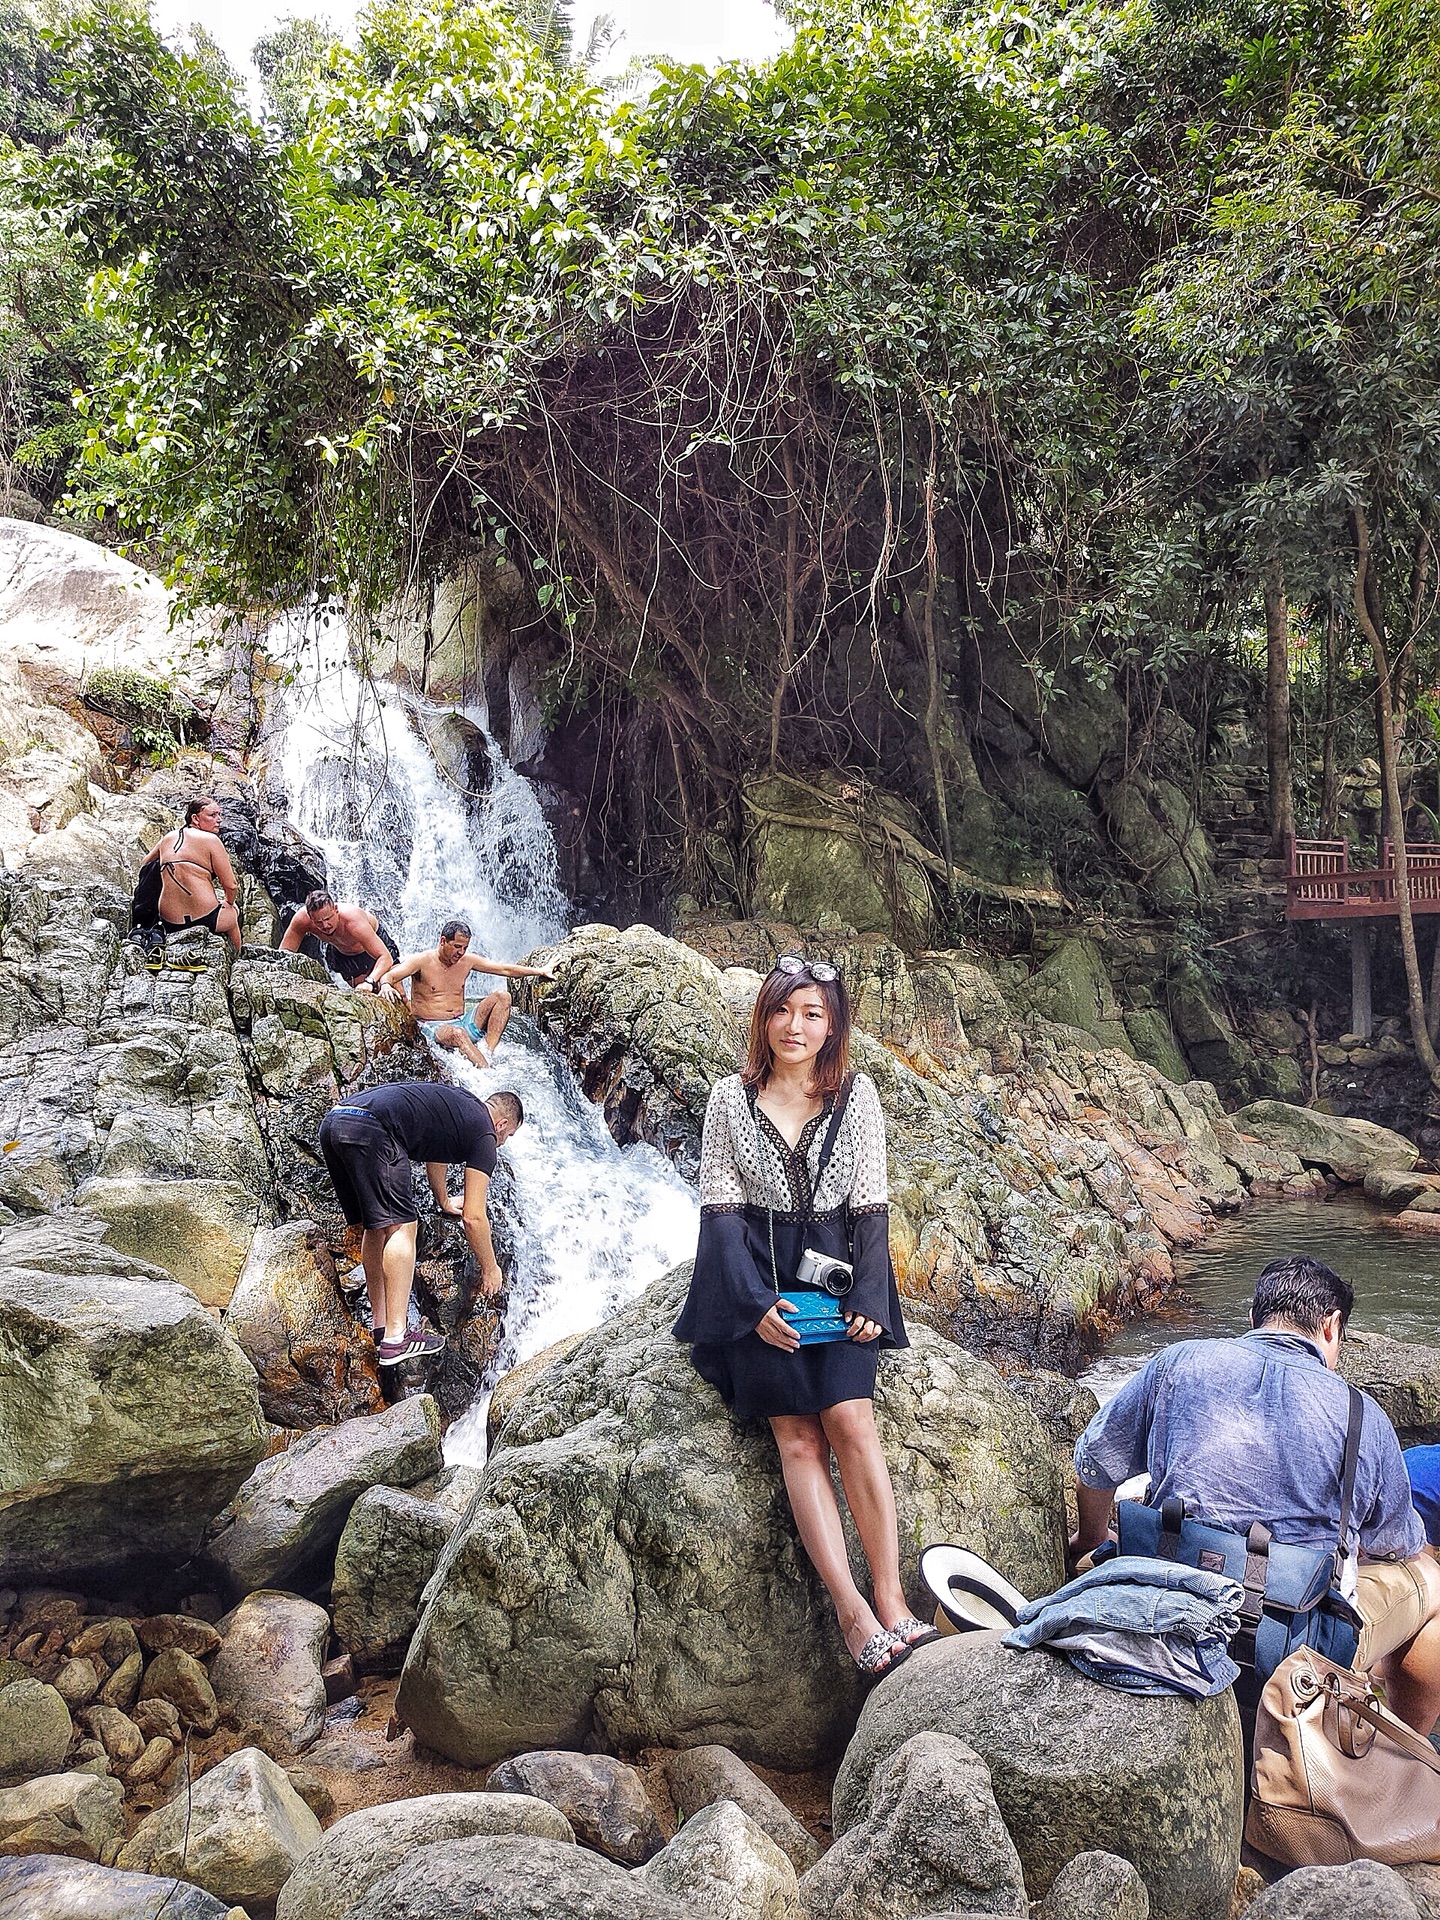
[266,611,699,1462]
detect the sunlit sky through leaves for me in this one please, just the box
[165,0,790,87]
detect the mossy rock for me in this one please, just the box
[744,774,933,943]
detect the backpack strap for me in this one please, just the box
[1334,1384,1364,1579]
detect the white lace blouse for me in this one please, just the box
[697,1072,890,1221]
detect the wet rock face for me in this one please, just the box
[397,1266,1063,1772]
[526,924,1263,1365]
[0,1223,266,1588]
[224,1220,382,1428]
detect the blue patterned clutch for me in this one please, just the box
[778,1289,850,1346]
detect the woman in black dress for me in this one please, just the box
[674,955,934,1678]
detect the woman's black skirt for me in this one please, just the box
[686,1211,882,1419]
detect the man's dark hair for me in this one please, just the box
[440,919,472,942]
[1250,1256,1354,1335]
[184,796,216,825]
[488,1090,524,1129]
[305,888,335,914]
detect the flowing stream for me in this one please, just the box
[1081,1195,1440,1403]
[268,613,699,1463]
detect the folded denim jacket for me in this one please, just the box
[1003,1555,1245,1699]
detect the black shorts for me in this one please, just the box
[324,923,398,985]
[318,1109,416,1229]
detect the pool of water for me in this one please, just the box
[1080,1196,1440,1402]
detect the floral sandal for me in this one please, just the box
[853,1629,911,1681]
[888,1614,942,1650]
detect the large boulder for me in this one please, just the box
[641,1799,802,1920]
[0,1855,235,1919]
[1341,1331,1440,1446]
[1246,1860,1422,1918]
[0,1224,266,1586]
[275,1792,576,1920]
[222,1220,382,1428]
[1229,1100,1419,1183]
[799,1731,1026,1920]
[831,1634,1242,1920]
[344,1835,695,1920]
[332,1485,459,1674]
[743,774,934,942]
[397,1267,1064,1771]
[204,1394,442,1594]
[116,1745,322,1906]
[0,1769,124,1860]
[209,1591,330,1757]
[0,1680,71,1788]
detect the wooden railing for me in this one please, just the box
[1285,836,1440,920]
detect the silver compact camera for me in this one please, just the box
[795,1248,855,1297]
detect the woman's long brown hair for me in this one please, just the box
[741,964,851,1096]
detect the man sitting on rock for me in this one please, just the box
[383,918,556,1067]
[280,888,399,994]
[1069,1255,1440,1732]
[318,1079,524,1366]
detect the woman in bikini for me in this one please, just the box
[674,955,935,1680]
[145,796,242,952]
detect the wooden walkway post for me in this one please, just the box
[1350,923,1373,1040]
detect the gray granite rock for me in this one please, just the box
[642,1799,802,1920]
[0,1854,234,1919]
[1041,1850,1150,1920]
[116,1744,322,1906]
[832,1634,1241,1920]
[275,1791,575,1920]
[661,1746,820,1874]
[0,1769,124,1861]
[204,1394,442,1594]
[0,1679,71,1788]
[343,1835,696,1920]
[801,1732,1026,1920]
[210,1591,330,1757]
[485,1750,663,1865]
[332,1484,458,1674]
[1246,1860,1421,1918]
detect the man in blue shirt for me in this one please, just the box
[1070,1255,1440,1732]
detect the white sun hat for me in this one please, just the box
[918,1544,1029,1635]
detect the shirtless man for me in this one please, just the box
[280,889,399,993]
[384,918,555,1066]
[144,796,241,952]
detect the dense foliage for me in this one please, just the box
[9,0,1440,941]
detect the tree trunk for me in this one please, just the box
[1319,594,1341,838]
[1262,550,1294,852]
[1352,504,1440,1085]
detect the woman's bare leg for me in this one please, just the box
[771,1413,886,1659]
[820,1398,909,1628]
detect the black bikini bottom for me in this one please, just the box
[161,904,222,934]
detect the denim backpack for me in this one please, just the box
[1116,1383,1365,1683]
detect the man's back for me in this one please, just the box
[1075,1329,1422,1559]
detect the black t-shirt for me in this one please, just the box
[348,1082,497,1174]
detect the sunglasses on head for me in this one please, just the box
[775,952,838,983]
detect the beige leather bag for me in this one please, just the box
[1247,1646,1440,1867]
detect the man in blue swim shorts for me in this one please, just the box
[384,918,556,1068]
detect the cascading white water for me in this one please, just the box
[267,610,699,1462]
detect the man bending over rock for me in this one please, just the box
[318,1080,524,1366]
[384,918,555,1066]
[144,795,241,952]
[281,887,399,993]
[1069,1254,1440,1732]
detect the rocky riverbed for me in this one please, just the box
[5,517,1440,1918]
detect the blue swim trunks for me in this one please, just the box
[419,1007,490,1054]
